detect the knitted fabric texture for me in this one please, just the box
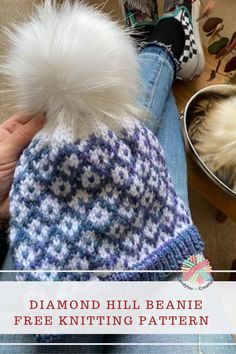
[9,119,203,281]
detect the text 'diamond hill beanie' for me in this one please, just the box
[3,1,203,281]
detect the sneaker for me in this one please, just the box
[124,0,158,43]
[124,0,158,28]
[161,0,205,80]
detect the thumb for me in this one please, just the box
[8,114,45,157]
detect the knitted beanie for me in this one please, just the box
[4,1,203,281]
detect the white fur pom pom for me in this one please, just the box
[3,1,139,136]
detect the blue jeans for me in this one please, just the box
[0,45,234,353]
[137,45,188,208]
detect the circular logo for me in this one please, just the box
[178,254,213,290]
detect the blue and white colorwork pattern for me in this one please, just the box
[9,121,203,281]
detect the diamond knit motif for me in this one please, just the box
[9,122,203,281]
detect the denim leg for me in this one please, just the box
[104,334,236,354]
[137,45,189,208]
[138,45,175,136]
[156,91,189,208]
[0,335,105,354]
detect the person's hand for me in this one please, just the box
[0,113,45,227]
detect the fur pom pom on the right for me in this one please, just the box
[189,91,236,192]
